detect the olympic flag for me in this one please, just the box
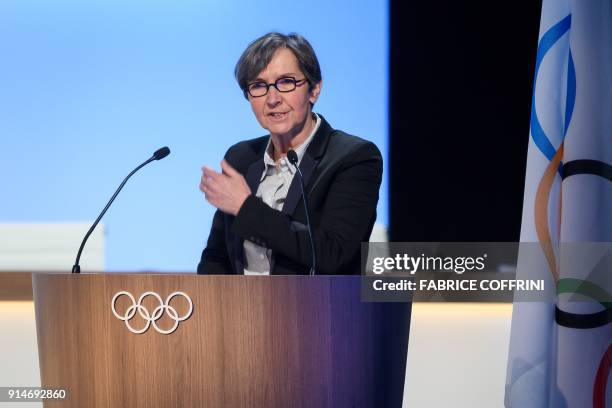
[505,1,612,407]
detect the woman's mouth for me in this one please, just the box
[268,112,288,121]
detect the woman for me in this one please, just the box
[198,32,382,275]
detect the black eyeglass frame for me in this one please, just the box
[244,76,308,98]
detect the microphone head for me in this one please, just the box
[153,146,170,160]
[287,150,298,165]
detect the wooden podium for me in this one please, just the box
[33,273,411,407]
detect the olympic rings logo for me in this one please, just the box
[111,291,193,335]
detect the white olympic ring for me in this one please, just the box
[111,291,193,335]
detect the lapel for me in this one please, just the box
[246,158,265,194]
[282,114,333,215]
[282,154,316,215]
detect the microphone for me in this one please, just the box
[71,146,171,273]
[153,146,170,160]
[287,150,316,275]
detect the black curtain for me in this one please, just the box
[389,1,542,241]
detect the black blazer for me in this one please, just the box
[197,115,382,275]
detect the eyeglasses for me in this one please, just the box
[246,77,308,97]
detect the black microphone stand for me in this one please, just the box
[287,150,316,275]
[72,147,170,273]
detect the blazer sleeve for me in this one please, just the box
[231,141,382,274]
[197,208,233,274]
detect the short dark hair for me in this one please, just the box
[235,32,322,99]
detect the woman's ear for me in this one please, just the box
[309,80,322,104]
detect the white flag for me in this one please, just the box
[505,0,612,407]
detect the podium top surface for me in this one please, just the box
[2,272,365,301]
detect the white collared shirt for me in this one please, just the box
[243,113,321,275]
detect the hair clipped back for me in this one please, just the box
[235,32,322,98]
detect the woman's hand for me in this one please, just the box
[200,160,251,216]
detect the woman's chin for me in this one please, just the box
[266,122,292,136]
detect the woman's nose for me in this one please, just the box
[265,86,282,105]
